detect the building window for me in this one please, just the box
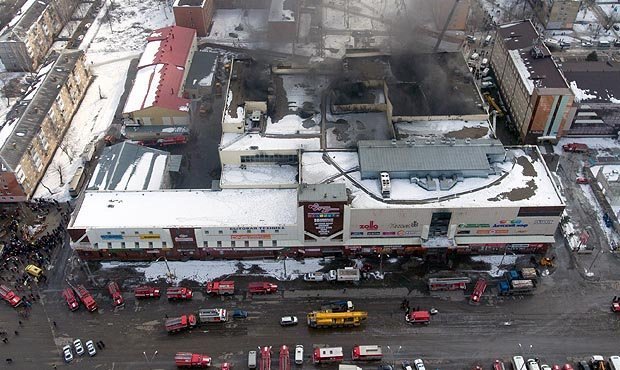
[15,167,25,184]
[218,230,223,234]
[246,229,251,233]
[38,132,49,151]
[162,241,167,248]
[74,69,81,84]
[121,231,125,235]
[121,242,126,248]
[204,230,209,235]
[31,150,42,171]
[275,229,280,233]
[244,241,249,247]
[148,242,153,248]
[203,241,208,247]
[56,95,65,111]
[272,240,277,247]
[258,241,263,247]
[148,231,153,234]
[42,24,49,35]
[231,241,236,247]
[232,230,237,234]
[107,242,112,248]
[134,242,140,248]
[94,243,98,248]
[260,229,265,233]
[134,231,139,235]
[217,241,222,247]
[240,154,297,164]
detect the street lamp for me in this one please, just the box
[143,350,158,364]
[386,345,402,366]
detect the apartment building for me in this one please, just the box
[529,0,581,30]
[0,50,91,200]
[491,20,576,144]
[173,0,215,37]
[0,0,78,72]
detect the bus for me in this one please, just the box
[312,347,343,364]
[351,345,383,361]
[68,166,86,198]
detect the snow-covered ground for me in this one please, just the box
[101,258,327,282]
[470,254,519,277]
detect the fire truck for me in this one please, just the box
[312,347,344,364]
[62,288,79,311]
[134,286,160,299]
[306,311,368,328]
[469,278,487,304]
[260,346,272,370]
[138,135,188,147]
[72,284,98,312]
[427,277,471,291]
[165,314,197,334]
[351,345,383,361]
[205,281,235,296]
[174,352,212,368]
[198,308,228,323]
[612,296,620,312]
[249,282,278,294]
[167,287,193,300]
[0,285,21,307]
[107,281,124,307]
[279,345,290,370]
[405,310,431,325]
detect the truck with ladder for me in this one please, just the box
[306,311,368,328]
[107,281,124,307]
[69,282,98,312]
[279,345,290,370]
[260,346,272,370]
[167,287,193,301]
[428,277,471,291]
[205,281,235,296]
[165,314,197,334]
[62,287,79,311]
[174,352,212,368]
[198,308,228,323]
[469,278,487,304]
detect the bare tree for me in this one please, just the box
[49,160,67,186]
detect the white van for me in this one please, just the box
[512,356,525,370]
[484,35,492,45]
[295,345,304,365]
[248,350,257,369]
[609,356,620,370]
[527,359,540,370]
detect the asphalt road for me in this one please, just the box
[2,244,620,370]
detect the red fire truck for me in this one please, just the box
[205,281,235,296]
[74,284,98,312]
[174,352,212,368]
[138,135,188,147]
[62,288,79,311]
[279,345,290,370]
[260,346,272,370]
[351,345,383,361]
[405,311,431,325]
[427,277,470,291]
[312,347,344,364]
[107,281,124,307]
[167,287,193,300]
[469,278,487,304]
[165,314,197,334]
[0,285,21,307]
[248,282,278,294]
[134,286,160,299]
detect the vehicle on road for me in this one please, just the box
[165,314,198,334]
[74,284,98,312]
[541,365,552,370]
[175,352,212,368]
[429,308,439,315]
[402,361,413,370]
[590,356,606,370]
[138,135,188,147]
[249,282,278,294]
[198,308,228,323]
[73,339,85,356]
[233,309,248,318]
[260,346,272,370]
[329,267,361,282]
[62,288,79,311]
[563,365,574,370]
[280,316,298,326]
[167,287,193,300]
[405,310,431,325]
[280,345,291,370]
[527,359,541,370]
[494,360,506,370]
[107,281,124,307]
[205,281,235,296]
[581,41,593,47]
[248,350,257,369]
[579,361,592,370]
[295,345,303,365]
[135,286,160,299]
[303,272,327,282]
[498,279,535,295]
[563,143,589,153]
[414,359,425,370]
[609,356,620,370]
[85,340,96,356]
[312,347,344,364]
[0,284,22,307]
[469,278,487,304]
[351,345,383,361]
[222,363,231,370]
[25,264,43,278]
[62,345,73,363]
[427,277,470,291]
[612,297,620,312]
[321,300,354,312]
[513,356,526,370]
[306,311,368,328]
[378,365,394,370]
[576,177,589,184]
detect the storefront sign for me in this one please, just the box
[101,234,123,240]
[169,228,197,249]
[302,202,344,238]
[231,234,271,240]
[139,234,160,240]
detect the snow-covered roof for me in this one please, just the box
[220,133,320,151]
[300,147,564,209]
[268,0,296,23]
[563,61,620,104]
[221,164,298,187]
[71,189,299,228]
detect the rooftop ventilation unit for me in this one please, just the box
[530,46,544,59]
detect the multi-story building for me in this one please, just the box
[0,50,91,200]
[173,0,215,37]
[0,0,78,72]
[268,0,298,42]
[123,26,197,126]
[529,0,581,30]
[491,20,576,144]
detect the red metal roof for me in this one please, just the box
[146,26,196,68]
[153,63,191,112]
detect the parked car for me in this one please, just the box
[295,345,304,365]
[581,41,593,47]
[494,360,506,370]
[578,361,591,370]
[414,359,426,370]
[378,365,394,370]
[541,365,552,370]
[62,345,74,363]
[280,316,298,326]
[402,360,414,370]
[576,177,589,184]
[232,309,248,319]
[85,340,97,356]
[562,365,574,370]
[73,339,85,356]
[527,359,541,370]
[303,272,325,282]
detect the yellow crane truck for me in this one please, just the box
[306,311,368,328]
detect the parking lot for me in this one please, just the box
[2,232,620,370]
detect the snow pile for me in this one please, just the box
[206,9,269,44]
[471,254,519,277]
[221,164,298,186]
[265,114,320,135]
[570,81,598,102]
[101,258,326,281]
[301,152,341,184]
